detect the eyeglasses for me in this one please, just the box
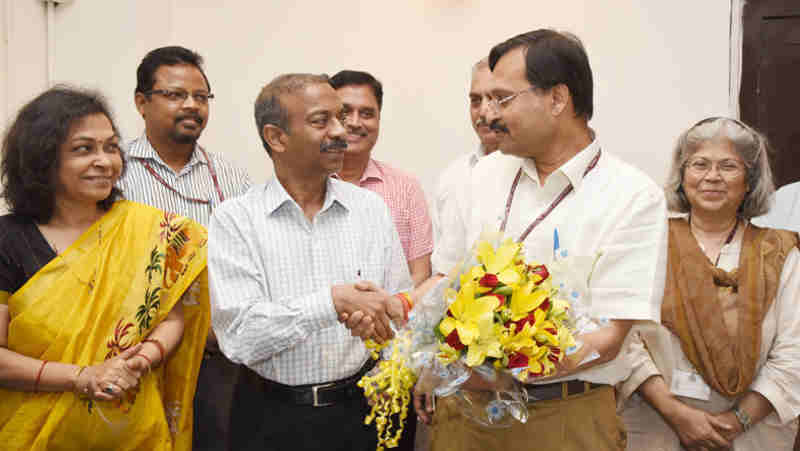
[685,157,746,177]
[487,87,537,110]
[145,89,215,104]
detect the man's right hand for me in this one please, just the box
[332,283,405,342]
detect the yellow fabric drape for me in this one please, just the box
[0,201,210,451]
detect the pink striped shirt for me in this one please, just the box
[355,159,433,262]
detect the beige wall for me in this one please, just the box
[1,0,733,215]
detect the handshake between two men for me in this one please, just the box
[332,281,408,343]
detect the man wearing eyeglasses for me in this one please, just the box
[432,57,500,245]
[117,46,251,451]
[416,30,668,451]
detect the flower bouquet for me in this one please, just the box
[358,232,597,450]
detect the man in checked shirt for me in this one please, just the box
[329,70,434,288]
[208,73,410,451]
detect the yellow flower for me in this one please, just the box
[465,315,503,367]
[439,280,499,346]
[556,325,577,351]
[509,280,550,321]
[549,297,571,323]
[436,343,461,366]
[499,322,536,353]
[476,240,523,286]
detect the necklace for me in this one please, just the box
[689,216,739,266]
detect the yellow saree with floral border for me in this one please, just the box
[0,200,209,451]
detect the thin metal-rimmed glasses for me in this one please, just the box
[487,87,537,110]
[684,157,747,179]
[145,89,214,104]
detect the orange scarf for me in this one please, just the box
[661,218,798,398]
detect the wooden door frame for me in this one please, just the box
[739,0,800,124]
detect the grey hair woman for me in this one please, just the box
[620,117,800,451]
[664,116,774,218]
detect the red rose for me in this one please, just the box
[529,264,549,284]
[445,329,465,351]
[489,293,506,308]
[507,352,529,369]
[479,273,499,287]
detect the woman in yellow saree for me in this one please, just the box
[0,87,209,450]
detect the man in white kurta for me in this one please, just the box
[422,30,668,451]
[432,58,499,244]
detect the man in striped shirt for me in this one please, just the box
[330,70,433,288]
[209,73,410,451]
[116,46,251,451]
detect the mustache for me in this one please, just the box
[321,138,348,152]
[346,127,367,137]
[489,119,509,134]
[175,113,203,125]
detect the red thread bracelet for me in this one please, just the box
[34,360,48,392]
[136,353,153,371]
[143,338,166,364]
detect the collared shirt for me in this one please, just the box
[341,159,433,262]
[432,137,668,385]
[208,177,413,385]
[753,181,800,232]
[433,144,488,245]
[117,135,252,226]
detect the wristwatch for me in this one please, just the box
[733,405,752,431]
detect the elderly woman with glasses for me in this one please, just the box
[618,117,800,450]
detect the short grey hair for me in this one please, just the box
[664,117,774,219]
[254,73,330,154]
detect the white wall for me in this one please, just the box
[1,0,733,214]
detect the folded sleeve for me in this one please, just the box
[616,325,665,408]
[751,248,800,424]
[590,187,668,321]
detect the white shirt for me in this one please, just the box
[752,182,800,232]
[208,177,413,385]
[432,137,668,385]
[432,144,487,245]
